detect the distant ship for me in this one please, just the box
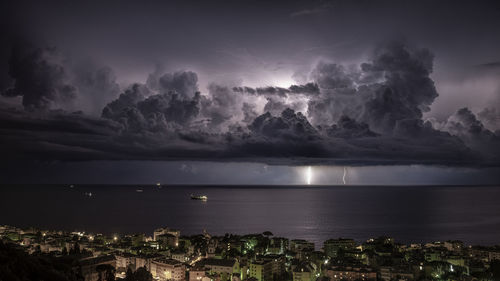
[190,194,208,201]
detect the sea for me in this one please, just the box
[1,184,500,247]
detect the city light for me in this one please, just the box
[1,224,496,281]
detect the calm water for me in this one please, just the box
[1,185,500,246]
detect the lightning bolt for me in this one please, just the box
[306,166,312,185]
[342,166,347,185]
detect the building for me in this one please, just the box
[115,252,136,273]
[195,258,240,281]
[135,253,164,271]
[292,262,316,281]
[151,258,186,281]
[154,227,181,242]
[325,266,377,281]
[172,249,188,262]
[157,233,180,248]
[380,266,415,281]
[189,266,208,281]
[489,251,500,261]
[323,238,356,258]
[79,255,116,281]
[249,256,286,281]
[444,241,464,252]
[267,238,289,255]
[249,260,273,281]
[290,240,314,258]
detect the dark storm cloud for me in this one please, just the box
[425,107,500,162]
[439,108,499,141]
[101,83,149,121]
[1,45,77,110]
[138,92,201,126]
[232,83,320,97]
[200,84,242,127]
[307,41,439,134]
[0,37,499,166]
[323,115,378,138]
[158,71,199,99]
[310,63,357,92]
[0,105,122,161]
[223,109,474,164]
[248,108,318,140]
[70,60,121,115]
[478,108,500,132]
[241,102,258,124]
[362,41,437,131]
[1,44,122,115]
[102,69,204,130]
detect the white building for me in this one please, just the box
[151,258,186,281]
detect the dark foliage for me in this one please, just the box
[123,267,153,281]
[0,240,83,281]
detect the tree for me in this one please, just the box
[125,267,134,279]
[70,242,81,255]
[124,267,152,281]
[96,264,115,281]
[490,260,500,281]
[0,240,84,281]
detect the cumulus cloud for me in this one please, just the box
[430,107,500,162]
[324,115,379,138]
[1,40,499,166]
[158,71,199,99]
[439,108,497,141]
[232,82,320,97]
[1,45,77,110]
[200,84,243,128]
[1,44,121,115]
[70,60,121,115]
[362,41,437,132]
[306,40,438,133]
[102,83,149,121]
[249,108,318,140]
[139,92,201,125]
[478,107,500,132]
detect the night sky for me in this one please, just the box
[0,0,499,184]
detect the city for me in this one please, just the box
[1,225,500,281]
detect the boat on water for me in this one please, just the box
[190,194,208,201]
